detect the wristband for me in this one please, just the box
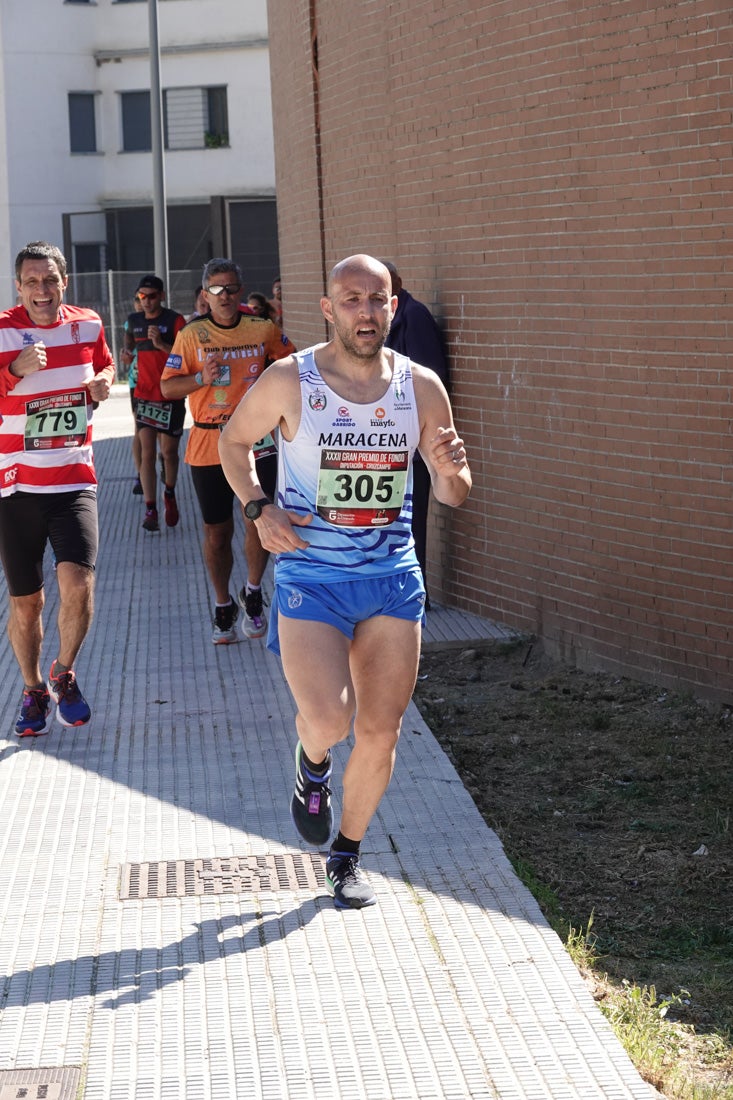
[194,371,203,387]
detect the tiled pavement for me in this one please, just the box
[0,387,659,1099]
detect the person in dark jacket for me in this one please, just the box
[382,262,449,606]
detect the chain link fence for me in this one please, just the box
[0,269,201,381]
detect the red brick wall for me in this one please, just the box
[267,0,733,701]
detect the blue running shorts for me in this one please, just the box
[266,568,426,655]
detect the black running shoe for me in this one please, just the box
[142,507,159,532]
[237,585,267,639]
[290,742,333,845]
[212,597,239,645]
[326,851,377,910]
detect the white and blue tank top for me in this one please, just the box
[275,346,421,583]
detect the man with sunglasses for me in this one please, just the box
[123,275,186,532]
[161,258,296,644]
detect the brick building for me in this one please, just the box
[266,0,733,702]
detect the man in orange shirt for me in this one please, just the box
[161,258,296,644]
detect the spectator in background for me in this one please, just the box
[382,261,450,607]
[247,291,278,323]
[189,284,209,321]
[268,276,283,326]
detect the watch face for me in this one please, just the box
[244,501,261,519]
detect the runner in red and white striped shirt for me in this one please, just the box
[0,241,115,737]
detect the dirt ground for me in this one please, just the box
[412,636,732,1090]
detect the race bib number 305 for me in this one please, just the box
[24,391,88,451]
[316,448,408,527]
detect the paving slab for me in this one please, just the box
[0,388,659,1098]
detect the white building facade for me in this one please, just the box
[0,0,279,313]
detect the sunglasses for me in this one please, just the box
[206,283,242,297]
[137,291,160,300]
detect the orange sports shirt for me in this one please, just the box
[162,313,296,466]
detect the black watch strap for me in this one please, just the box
[244,496,272,520]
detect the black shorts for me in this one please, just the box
[134,399,186,438]
[0,490,98,596]
[190,454,277,526]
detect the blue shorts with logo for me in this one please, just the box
[266,568,426,656]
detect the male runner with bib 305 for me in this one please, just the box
[219,254,471,909]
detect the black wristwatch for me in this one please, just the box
[243,496,272,520]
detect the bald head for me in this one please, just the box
[326,254,391,296]
[321,254,397,360]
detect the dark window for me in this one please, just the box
[206,87,229,148]
[74,243,105,273]
[122,86,228,152]
[227,200,280,292]
[163,86,228,149]
[104,198,279,288]
[68,93,97,153]
[121,90,151,152]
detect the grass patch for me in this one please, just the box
[414,640,733,1099]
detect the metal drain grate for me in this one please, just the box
[119,853,326,899]
[0,1066,82,1099]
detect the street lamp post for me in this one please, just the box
[148,0,169,288]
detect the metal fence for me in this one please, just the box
[1,269,201,381]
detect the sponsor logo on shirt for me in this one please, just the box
[165,354,182,371]
[333,405,355,428]
[371,407,396,428]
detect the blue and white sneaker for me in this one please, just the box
[48,661,91,727]
[326,851,377,910]
[290,742,333,845]
[15,687,53,737]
